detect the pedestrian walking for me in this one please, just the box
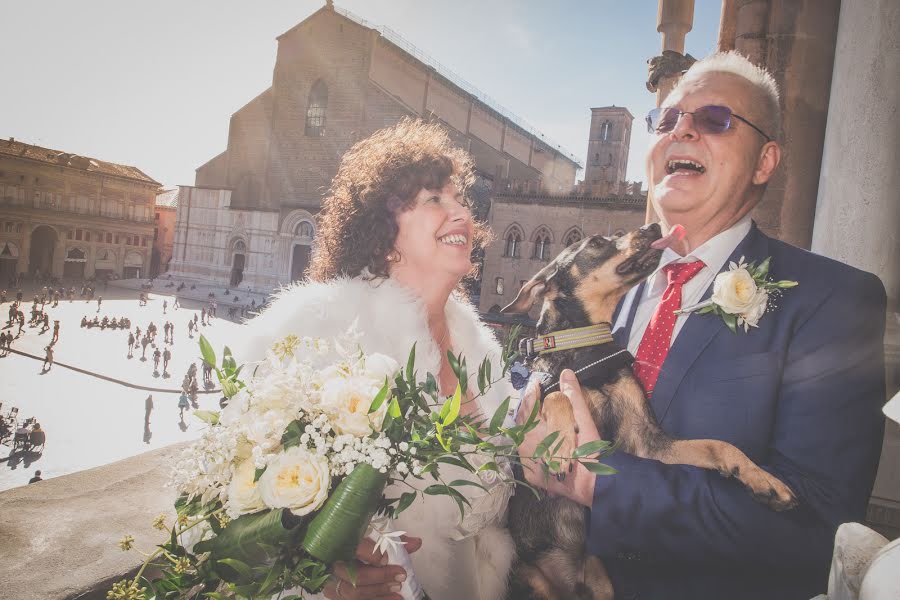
[17,312,25,335]
[178,392,190,419]
[200,307,207,326]
[96,296,102,312]
[153,347,161,372]
[28,470,42,484]
[42,345,54,371]
[144,394,153,425]
[173,296,180,310]
[141,335,150,360]
[202,360,213,384]
[187,320,194,338]
[0,331,8,356]
[162,347,171,374]
[127,331,135,357]
[163,299,168,314]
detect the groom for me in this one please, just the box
[519,52,887,599]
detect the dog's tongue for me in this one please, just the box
[650,224,686,250]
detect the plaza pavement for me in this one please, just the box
[0,284,250,492]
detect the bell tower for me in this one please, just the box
[584,106,633,195]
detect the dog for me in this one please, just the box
[502,223,797,600]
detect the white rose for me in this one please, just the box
[320,376,389,437]
[364,353,400,382]
[740,288,769,328]
[712,268,760,314]
[257,446,330,516]
[226,460,266,518]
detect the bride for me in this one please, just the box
[240,119,516,600]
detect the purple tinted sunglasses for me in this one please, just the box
[646,105,772,142]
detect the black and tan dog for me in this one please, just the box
[502,222,796,600]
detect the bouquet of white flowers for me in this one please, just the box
[109,326,614,600]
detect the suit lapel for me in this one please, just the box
[613,282,645,347]
[650,223,771,422]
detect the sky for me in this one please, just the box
[0,1,721,190]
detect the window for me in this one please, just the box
[495,277,504,295]
[155,213,160,221]
[67,230,73,240]
[564,229,582,247]
[75,229,83,241]
[3,222,11,233]
[504,228,522,258]
[533,230,551,261]
[600,121,611,141]
[106,232,112,243]
[305,80,328,137]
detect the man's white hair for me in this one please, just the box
[679,50,782,140]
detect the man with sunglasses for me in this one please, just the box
[518,51,886,599]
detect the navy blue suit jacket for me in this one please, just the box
[592,223,887,599]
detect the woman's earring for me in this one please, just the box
[386,250,400,263]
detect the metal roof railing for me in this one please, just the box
[335,6,583,169]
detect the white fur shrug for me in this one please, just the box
[238,276,516,600]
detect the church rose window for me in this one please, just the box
[305,80,328,137]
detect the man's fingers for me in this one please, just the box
[332,561,407,587]
[400,534,422,554]
[354,537,387,565]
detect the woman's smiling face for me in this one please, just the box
[390,182,474,285]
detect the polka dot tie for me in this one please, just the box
[633,260,705,396]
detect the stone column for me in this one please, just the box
[646,0,695,225]
[811,0,900,537]
[738,0,841,249]
[717,0,738,52]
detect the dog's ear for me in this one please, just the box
[501,263,559,314]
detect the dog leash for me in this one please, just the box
[540,348,632,394]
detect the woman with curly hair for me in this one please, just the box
[243,118,515,600]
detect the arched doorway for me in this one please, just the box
[290,220,314,282]
[124,251,143,279]
[29,225,57,277]
[63,247,87,279]
[0,241,19,283]
[230,240,246,287]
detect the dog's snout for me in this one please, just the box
[640,223,662,236]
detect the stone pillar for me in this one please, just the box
[737,0,841,249]
[52,235,65,279]
[812,0,900,313]
[811,0,900,532]
[18,225,31,275]
[717,0,738,52]
[646,0,695,225]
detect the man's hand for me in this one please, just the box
[322,535,422,600]
[517,369,600,507]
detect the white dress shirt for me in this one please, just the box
[613,215,752,355]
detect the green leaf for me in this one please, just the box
[489,396,511,434]
[754,256,771,280]
[216,558,252,584]
[281,421,304,449]
[581,461,618,475]
[405,343,416,383]
[572,439,612,459]
[388,397,402,419]
[199,335,216,369]
[477,461,500,475]
[193,410,220,425]
[447,351,460,379]
[457,357,468,392]
[440,384,462,427]
[777,280,798,288]
[534,431,560,459]
[194,508,296,568]
[722,312,738,334]
[485,359,492,385]
[437,455,475,471]
[447,479,487,491]
[368,379,390,415]
[477,361,487,394]
[253,467,266,483]
[395,492,417,515]
[423,373,439,397]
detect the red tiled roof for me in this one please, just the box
[0,137,160,185]
[155,188,179,208]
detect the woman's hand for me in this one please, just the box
[517,369,600,507]
[323,535,422,600]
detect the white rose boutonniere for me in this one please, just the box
[677,256,797,333]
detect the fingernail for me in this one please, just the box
[395,573,407,582]
[390,583,402,592]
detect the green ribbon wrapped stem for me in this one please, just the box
[301,463,389,564]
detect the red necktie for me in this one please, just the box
[633,260,705,396]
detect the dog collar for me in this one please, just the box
[518,323,614,358]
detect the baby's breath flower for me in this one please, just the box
[152,514,168,531]
[215,512,231,528]
[107,579,147,600]
[118,534,135,552]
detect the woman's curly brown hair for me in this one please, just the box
[309,118,490,282]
